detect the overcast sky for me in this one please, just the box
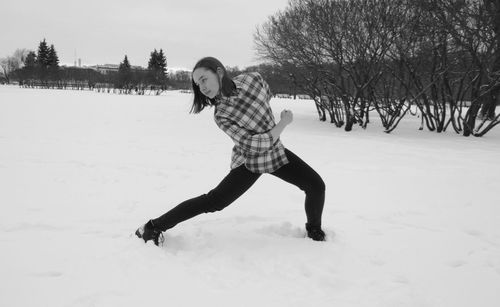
[0,0,289,70]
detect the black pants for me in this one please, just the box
[153,149,325,232]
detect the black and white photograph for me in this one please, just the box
[1,0,499,306]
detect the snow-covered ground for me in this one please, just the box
[1,85,499,307]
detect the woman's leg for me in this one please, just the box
[270,149,325,228]
[152,165,262,231]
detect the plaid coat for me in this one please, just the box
[214,72,289,173]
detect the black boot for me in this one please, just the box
[306,223,326,241]
[135,220,165,246]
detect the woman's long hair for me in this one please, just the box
[190,57,236,114]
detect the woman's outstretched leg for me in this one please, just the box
[270,149,326,240]
[136,165,261,245]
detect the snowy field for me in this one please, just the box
[1,85,500,307]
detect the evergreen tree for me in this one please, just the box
[147,49,159,85]
[157,49,167,87]
[47,44,60,80]
[119,55,131,72]
[147,48,167,86]
[36,39,50,81]
[157,49,167,76]
[148,49,158,71]
[21,51,37,80]
[36,39,50,68]
[117,55,132,88]
[24,51,37,69]
[47,45,59,68]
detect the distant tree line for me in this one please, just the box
[255,0,500,136]
[1,39,195,95]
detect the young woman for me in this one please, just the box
[135,57,326,246]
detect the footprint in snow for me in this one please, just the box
[463,229,483,237]
[392,275,410,284]
[31,271,63,278]
[448,260,467,268]
[255,222,304,238]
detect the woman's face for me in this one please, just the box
[192,67,221,99]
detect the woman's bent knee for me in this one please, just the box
[317,176,326,192]
[304,174,325,195]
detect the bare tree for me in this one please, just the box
[257,0,407,131]
[255,0,332,123]
[424,0,500,136]
[0,56,19,84]
[256,0,500,136]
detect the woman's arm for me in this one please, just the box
[216,116,275,155]
[270,110,293,142]
[215,109,293,155]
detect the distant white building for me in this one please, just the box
[89,64,119,74]
[88,64,146,75]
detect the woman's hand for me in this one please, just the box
[280,109,293,126]
[270,110,293,142]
